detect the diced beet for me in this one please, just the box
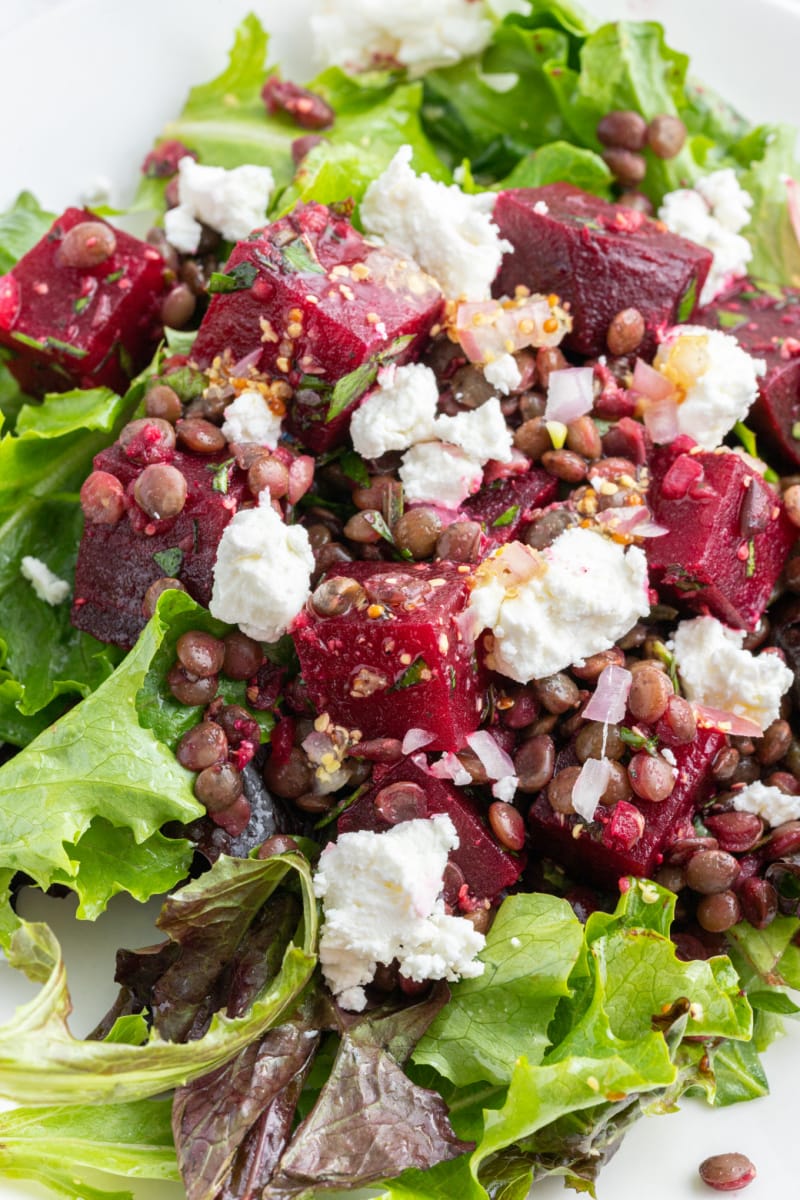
[462,466,557,547]
[339,755,523,901]
[527,728,725,886]
[646,441,795,629]
[695,280,800,468]
[292,561,483,752]
[71,443,248,648]
[0,208,168,396]
[191,202,443,453]
[492,184,712,358]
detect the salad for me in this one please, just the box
[1,2,800,1199]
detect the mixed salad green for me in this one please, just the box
[1,2,800,1198]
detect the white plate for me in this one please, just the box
[1,3,799,1199]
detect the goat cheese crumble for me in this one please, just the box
[349,362,439,459]
[209,499,314,642]
[468,527,650,682]
[220,388,283,448]
[731,780,800,828]
[672,615,793,732]
[434,396,513,463]
[20,556,70,605]
[360,145,512,300]
[164,157,274,253]
[313,814,486,1012]
[659,168,753,304]
[310,0,493,75]
[653,325,765,450]
[399,441,485,508]
[484,352,522,395]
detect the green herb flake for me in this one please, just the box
[677,275,698,323]
[391,655,431,691]
[619,726,660,756]
[764,466,780,483]
[44,336,89,360]
[733,420,758,457]
[792,421,800,441]
[72,294,91,316]
[746,538,756,578]
[717,310,747,331]
[207,261,259,294]
[651,638,680,694]
[325,335,414,424]
[280,236,325,275]
[492,504,520,529]
[208,458,235,494]
[104,268,125,284]
[10,330,45,352]
[152,548,184,576]
[340,450,370,488]
[361,509,394,543]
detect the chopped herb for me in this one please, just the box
[341,450,370,488]
[315,782,367,830]
[10,330,45,352]
[717,310,747,331]
[746,538,756,578]
[208,458,235,494]
[162,364,205,403]
[651,639,680,694]
[45,336,89,359]
[750,277,785,301]
[677,275,698,323]
[448,665,457,691]
[207,261,258,293]
[620,726,660,756]
[152,547,184,576]
[391,655,430,691]
[192,519,199,554]
[73,294,91,315]
[733,421,758,458]
[117,343,134,376]
[104,268,125,284]
[325,335,414,423]
[382,479,404,530]
[792,421,800,441]
[670,564,704,593]
[764,466,780,483]
[361,509,394,542]
[492,504,520,528]
[280,235,325,275]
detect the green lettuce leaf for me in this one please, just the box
[496,140,612,195]
[737,124,800,287]
[0,191,54,274]
[0,851,317,1106]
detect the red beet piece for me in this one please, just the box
[141,139,197,179]
[0,208,168,396]
[695,279,800,468]
[647,440,795,630]
[339,755,523,902]
[292,561,483,752]
[462,467,557,547]
[492,184,712,358]
[191,202,443,453]
[527,728,725,887]
[71,442,248,648]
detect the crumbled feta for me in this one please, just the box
[310,0,492,75]
[672,615,793,732]
[532,199,549,216]
[313,814,486,1011]
[209,500,314,643]
[434,397,513,463]
[732,780,800,828]
[360,145,511,300]
[399,441,484,508]
[349,363,439,459]
[484,352,522,395]
[659,168,753,304]
[164,158,274,253]
[653,325,765,450]
[221,389,283,448]
[468,528,649,683]
[20,556,70,605]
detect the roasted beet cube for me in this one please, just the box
[0,208,168,396]
[492,184,712,358]
[191,202,443,453]
[462,466,557,547]
[339,755,523,901]
[695,280,800,468]
[292,561,483,752]
[527,728,725,887]
[71,442,248,648]
[647,441,795,630]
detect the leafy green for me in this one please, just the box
[0,851,317,1105]
[0,589,203,911]
[0,1100,178,1200]
[0,191,54,274]
[498,141,612,195]
[738,124,800,287]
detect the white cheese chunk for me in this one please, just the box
[484,352,522,395]
[467,528,649,683]
[653,325,765,450]
[399,441,484,508]
[310,0,492,75]
[313,814,485,1011]
[434,396,513,463]
[209,499,314,643]
[360,145,511,300]
[221,389,283,449]
[731,780,800,828]
[20,556,70,606]
[349,363,440,459]
[672,615,793,732]
[659,168,753,304]
[165,157,274,253]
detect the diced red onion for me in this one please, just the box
[643,394,680,445]
[691,703,764,738]
[595,506,668,538]
[466,731,517,780]
[632,357,675,402]
[572,757,613,822]
[545,367,594,424]
[230,348,262,375]
[402,728,436,755]
[787,176,800,249]
[287,455,314,504]
[582,665,632,725]
[430,752,472,786]
[301,730,333,763]
[455,296,558,363]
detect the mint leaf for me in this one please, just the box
[152,547,184,576]
[207,261,259,293]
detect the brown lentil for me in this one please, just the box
[571,646,626,683]
[145,384,182,424]
[293,791,334,814]
[248,455,289,499]
[596,109,648,151]
[523,507,578,550]
[703,810,764,855]
[764,770,800,794]
[712,746,740,782]
[565,415,602,459]
[343,510,383,544]
[263,746,313,799]
[617,190,654,216]
[119,417,176,460]
[663,695,697,742]
[534,672,580,714]
[176,720,228,771]
[685,849,739,895]
[514,735,556,793]
[738,877,779,930]
[58,220,117,268]
[451,364,496,408]
[222,631,264,680]
[547,765,581,814]
[435,520,482,563]
[756,718,793,765]
[176,630,225,678]
[628,664,673,723]
[195,762,243,812]
[161,282,196,328]
[514,416,551,460]
[311,576,366,618]
[257,834,300,859]
[176,417,227,454]
[488,801,526,851]
[606,307,646,356]
[541,448,587,483]
[602,760,633,803]
[763,820,800,862]
[80,470,126,524]
[142,576,186,618]
[392,507,442,560]
[352,476,395,511]
[133,464,187,520]
[654,864,686,893]
[373,781,428,824]
[647,114,687,159]
[602,147,647,187]
[696,889,741,933]
[628,751,675,802]
[535,346,568,389]
[216,705,259,747]
[574,722,626,762]
[166,664,218,706]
